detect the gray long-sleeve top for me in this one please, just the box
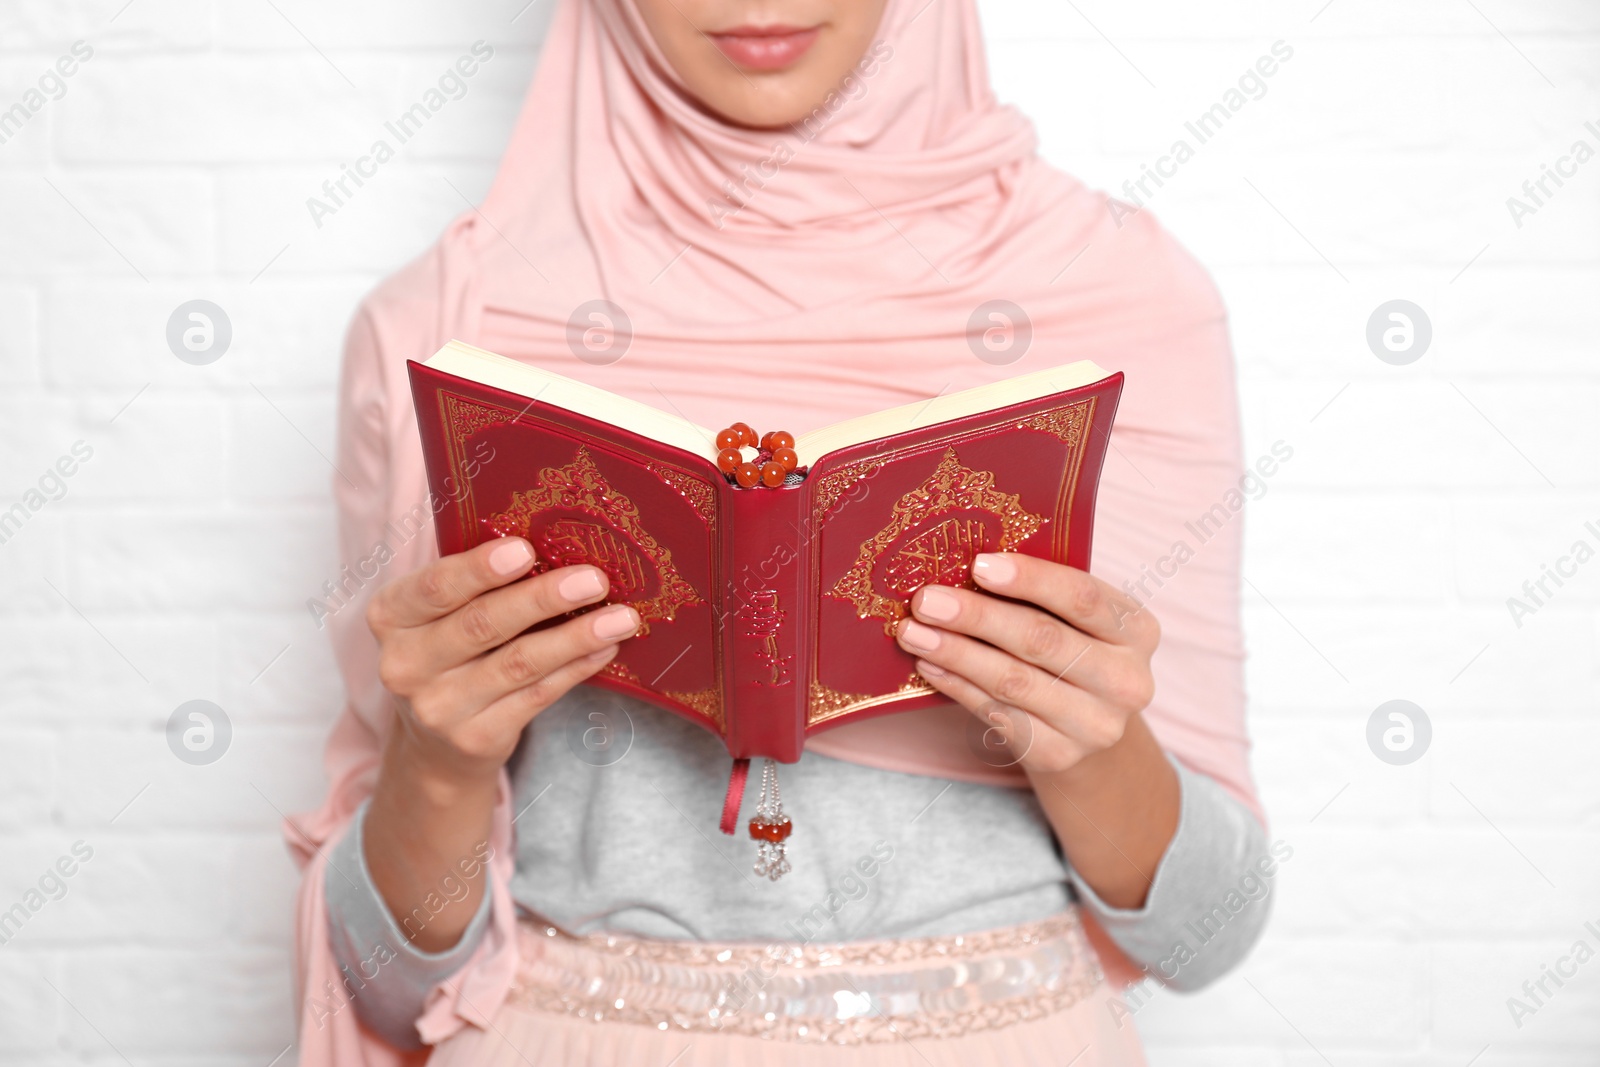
[324,687,1275,1050]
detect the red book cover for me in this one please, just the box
[408,343,1122,763]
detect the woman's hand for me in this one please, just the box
[359,536,639,952]
[894,551,1179,909]
[368,536,640,784]
[894,552,1157,776]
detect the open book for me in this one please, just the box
[410,341,1123,762]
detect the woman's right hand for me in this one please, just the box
[366,535,640,784]
[357,536,638,952]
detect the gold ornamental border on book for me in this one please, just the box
[599,662,724,734]
[803,399,1096,727]
[808,674,935,729]
[646,462,717,532]
[660,687,724,733]
[598,660,644,685]
[439,391,524,541]
[487,447,704,634]
[810,455,887,517]
[1021,402,1087,447]
[639,467,723,733]
[827,447,1047,635]
[1025,396,1097,563]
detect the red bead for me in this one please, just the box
[759,431,776,451]
[734,462,761,488]
[771,447,798,472]
[760,461,785,487]
[716,447,742,474]
[749,818,792,842]
[766,430,795,452]
[731,422,758,448]
[716,428,742,451]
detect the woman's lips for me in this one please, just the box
[708,25,821,71]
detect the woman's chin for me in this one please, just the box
[689,80,835,131]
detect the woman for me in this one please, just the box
[289,0,1273,1063]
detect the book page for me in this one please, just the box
[425,341,721,463]
[427,340,1110,469]
[794,359,1111,465]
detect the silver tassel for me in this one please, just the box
[751,759,792,881]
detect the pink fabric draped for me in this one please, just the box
[286,0,1261,1061]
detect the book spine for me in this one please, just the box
[718,484,808,762]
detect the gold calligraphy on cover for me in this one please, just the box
[539,520,648,596]
[882,517,992,597]
[738,590,792,687]
[827,447,1046,635]
[487,447,702,634]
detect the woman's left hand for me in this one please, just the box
[895,551,1159,776]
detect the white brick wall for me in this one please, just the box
[0,1,1594,1063]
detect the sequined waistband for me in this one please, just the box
[508,909,1103,1045]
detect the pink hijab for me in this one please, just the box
[288,0,1260,1060]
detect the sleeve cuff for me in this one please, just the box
[322,800,494,1049]
[1069,755,1278,991]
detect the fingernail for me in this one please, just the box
[916,586,960,622]
[972,553,1017,586]
[592,605,639,640]
[899,619,941,653]
[917,659,946,678]
[558,568,605,602]
[489,539,533,575]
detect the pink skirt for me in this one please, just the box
[427,908,1146,1066]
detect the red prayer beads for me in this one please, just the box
[759,429,795,452]
[716,423,801,489]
